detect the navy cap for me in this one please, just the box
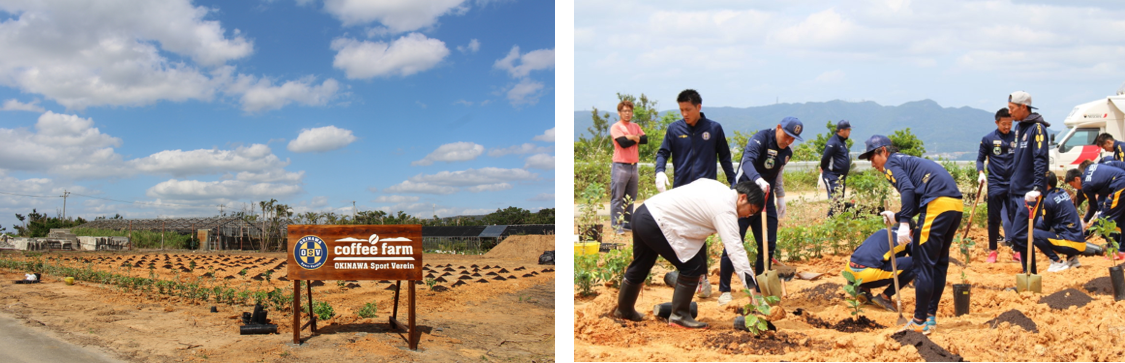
[779,117,804,142]
[858,134,893,160]
[836,120,851,131]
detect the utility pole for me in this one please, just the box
[219,204,225,216]
[60,190,70,220]
[353,201,357,221]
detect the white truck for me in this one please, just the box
[1048,86,1125,176]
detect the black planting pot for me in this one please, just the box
[1110,265,1125,302]
[653,302,698,319]
[953,284,971,316]
[239,324,278,335]
[241,312,252,325]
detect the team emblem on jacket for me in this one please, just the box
[993,140,1002,155]
[765,157,775,169]
[702,131,710,140]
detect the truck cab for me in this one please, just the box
[1049,94,1125,176]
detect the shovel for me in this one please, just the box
[1016,197,1042,293]
[756,210,782,301]
[960,180,986,245]
[883,203,908,325]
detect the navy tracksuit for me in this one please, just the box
[654,113,736,188]
[1032,187,1087,262]
[846,229,915,298]
[882,153,963,322]
[976,128,1016,251]
[821,133,851,215]
[1008,114,1050,274]
[1080,162,1125,242]
[718,128,791,293]
[1101,140,1125,163]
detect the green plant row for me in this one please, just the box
[70,228,195,249]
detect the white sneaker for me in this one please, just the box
[717,292,732,306]
[1047,260,1070,272]
[1067,256,1081,268]
[697,276,712,298]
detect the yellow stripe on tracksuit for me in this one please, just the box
[1047,238,1087,253]
[844,262,901,285]
[918,197,963,245]
[1113,189,1124,209]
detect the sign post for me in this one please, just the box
[287,224,423,349]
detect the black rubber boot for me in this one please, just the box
[612,279,645,321]
[669,274,708,329]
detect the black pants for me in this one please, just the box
[624,205,707,284]
[986,189,1011,251]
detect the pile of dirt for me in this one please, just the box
[986,309,1038,333]
[830,315,885,332]
[1083,276,1114,295]
[797,282,842,301]
[483,235,555,260]
[704,331,809,355]
[793,308,832,329]
[892,330,965,362]
[1038,288,1093,310]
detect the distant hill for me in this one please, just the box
[574,99,1056,160]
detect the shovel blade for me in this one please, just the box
[756,270,782,304]
[1015,274,1042,293]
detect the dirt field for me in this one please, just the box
[0,241,555,363]
[575,218,1125,361]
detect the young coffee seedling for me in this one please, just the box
[740,290,780,335]
[358,301,378,319]
[1092,217,1121,258]
[337,280,346,289]
[425,278,437,290]
[842,270,865,317]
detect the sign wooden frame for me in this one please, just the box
[286,224,423,349]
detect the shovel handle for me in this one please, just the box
[762,206,770,271]
[960,180,986,241]
[1026,196,1041,276]
[883,201,905,314]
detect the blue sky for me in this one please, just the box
[0,0,555,231]
[576,0,1125,125]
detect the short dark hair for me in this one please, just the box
[733,181,765,209]
[995,108,1010,121]
[1079,159,1094,172]
[1065,168,1082,185]
[1095,133,1115,146]
[677,89,702,106]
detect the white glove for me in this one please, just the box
[879,210,897,225]
[896,222,911,246]
[655,172,669,193]
[777,197,787,219]
[755,177,770,195]
[977,172,987,185]
[1024,190,1041,202]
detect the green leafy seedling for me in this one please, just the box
[842,270,865,317]
[740,290,780,335]
[357,301,377,319]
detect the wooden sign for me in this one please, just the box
[286,224,423,281]
[287,224,423,350]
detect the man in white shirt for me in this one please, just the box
[612,179,764,329]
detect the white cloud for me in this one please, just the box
[411,142,484,166]
[524,153,555,170]
[234,170,305,183]
[458,38,481,53]
[467,183,512,192]
[0,1,253,109]
[146,179,302,200]
[493,46,555,78]
[131,144,288,177]
[506,78,545,106]
[373,195,421,203]
[331,34,450,79]
[322,0,468,31]
[0,111,127,178]
[815,70,845,83]
[1,99,45,112]
[287,126,357,153]
[454,99,473,106]
[529,193,554,201]
[488,143,551,157]
[383,180,458,195]
[228,76,340,113]
[409,167,538,186]
[533,127,555,142]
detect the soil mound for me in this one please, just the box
[986,309,1038,333]
[483,235,555,260]
[704,331,809,355]
[892,330,965,362]
[1038,288,1093,310]
[1083,276,1113,295]
[797,282,842,301]
[830,315,885,332]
